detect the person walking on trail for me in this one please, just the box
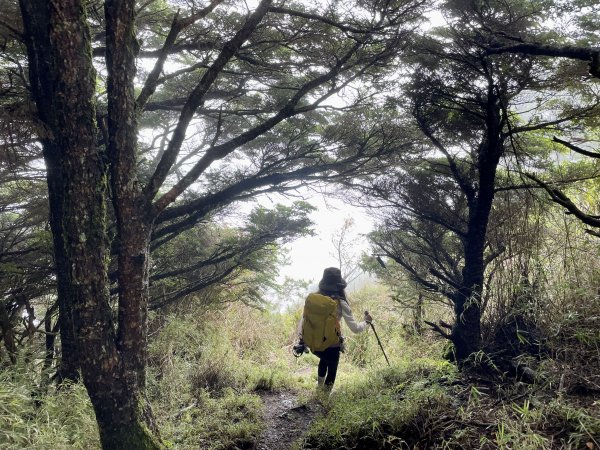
[297,267,372,390]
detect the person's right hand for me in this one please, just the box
[364,310,373,324]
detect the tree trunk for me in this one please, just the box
[48,176,81,383]
[452,203,489,360]
[453,197,501,361]
[0,303,17,363]
[19,1,163,448]
[104,0,152,392]
[452,91,504,362]
[87,379,162,449]
[452,276,483,361]
[18,0,81,382]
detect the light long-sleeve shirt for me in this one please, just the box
[297,294,368,340]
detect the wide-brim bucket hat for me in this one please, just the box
[318,267,347,292]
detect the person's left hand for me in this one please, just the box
[364,310,373,324]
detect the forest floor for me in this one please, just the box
[254,390,325,450]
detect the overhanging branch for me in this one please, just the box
[142,0,273,204]
[150,40,365,215]
[524,173,600,229]
[553,136,600,159]
[486,43,600,78]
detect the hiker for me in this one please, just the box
[296,267,373,390]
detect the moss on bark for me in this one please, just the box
[98,421,163,450]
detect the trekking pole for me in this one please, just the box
[365,311,390,366]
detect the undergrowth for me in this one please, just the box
[2,282,599,449]
[299,356,600,449]
[0,357,99,450]
[301,360,457,449]
[161,388,263,450]
[294,284,600,449]
[146,301,306,449]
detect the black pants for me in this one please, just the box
[313,346,341,386]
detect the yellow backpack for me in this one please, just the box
[302,293,340,352]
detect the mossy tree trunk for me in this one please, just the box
[18,0,81,383]
[19,0,271,444]
[104,0,154,392]
[19,0,162,448]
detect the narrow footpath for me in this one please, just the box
[254,391,324,450]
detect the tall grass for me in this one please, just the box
[146,301,309,449]
[2,277,598,450]
[0,356,99,450]
[297,280,600,449]
[301,359,457,449]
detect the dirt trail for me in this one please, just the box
[254,391,324,450]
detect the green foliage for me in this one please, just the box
[148,314,266,450]
[145,283,443,449]
[301,360,456,449]
[340,284,447,368]
[471,398,600,450]
[0,178,55,360]
[0,359,99,450]
[147,302,306,449]
[161,388,263,450]
[149,202,315,310]
[3,279,600,449]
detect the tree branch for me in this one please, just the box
[506,104,599,135]
[429,268,462,291]
[374,242,442,293]
[423,320,453,340]
[150,40,364,215]
[142,0,274,204]
[93,41,219,58]
[553,136,600,159]
[414,113,476,202]
[486,43,600,78]
[136,1,224,112]
[524,173,600,229]
[268,6,369,34]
